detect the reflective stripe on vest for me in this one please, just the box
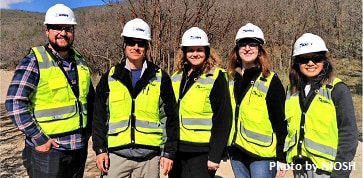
[31,46,90,136]
[107,66,163,148]
[284,78,341,172]
[229,72,277,157]
[171,67,226,143]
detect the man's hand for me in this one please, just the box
[276,161,287,178]
[35,139,59,152]
[207,160,219,171]
[160,157,173,175]
[96,153,109,173]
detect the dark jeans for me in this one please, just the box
[22,144,87,178]
[168,152,216,178]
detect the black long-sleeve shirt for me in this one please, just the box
[232,67,287,162]
[177,67,233,163]
[92,60,179,159]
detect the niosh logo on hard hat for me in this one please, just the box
[299,42,313,48]
[189,35,202,40]
[133,27,145,32]
[243,29,254,33]
[56,13,69,17]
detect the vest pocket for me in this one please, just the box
[138,86,159,114]
[303,138,336,162]
[305,111,332,134]
[48,78,70,102]
[240,123,273,147]
[181,115,212,131]
[184,86,212,113]
[241,96,267,124]
[108,119,130,134]
[109,91,129,119]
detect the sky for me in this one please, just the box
[1,0,107,12]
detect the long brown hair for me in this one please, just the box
[174,46,221,74]
[226,44,270,80]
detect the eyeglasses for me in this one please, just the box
[125,40,147,47]
[297,56,324,64]
[237,42,259,49]
[48,26,74,33]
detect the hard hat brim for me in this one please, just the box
[236,37,264,45]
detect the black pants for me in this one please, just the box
[168,152,216,178]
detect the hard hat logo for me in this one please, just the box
[57,13,69,17]
[299,43,312,48]
[133,27,145,32]
[189,36,202,40]
[242,29,254,33]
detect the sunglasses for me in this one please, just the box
[48,25,74,33]
[297,56,324,64]
[237,42,259,49]
[125,40,147,47]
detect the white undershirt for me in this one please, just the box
[304,84,311,97]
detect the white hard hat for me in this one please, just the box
[293,33,328,56]
[121,18,151,41]
[44,4,77,25]
[235,23,265,45]
[181,27,210,46]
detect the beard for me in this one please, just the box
[49,37,73,52]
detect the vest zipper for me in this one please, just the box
[131,97,136,146]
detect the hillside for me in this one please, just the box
[1,0,361,75]
[1,1,361,114]
[1,0,361,125]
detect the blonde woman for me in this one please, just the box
[168,27,232,178]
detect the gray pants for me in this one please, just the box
[294,169,330,178]
[103,153,160,178]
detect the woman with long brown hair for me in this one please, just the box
[226,23,287,178]
[284,33,358,177]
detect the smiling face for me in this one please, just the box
[124,38,147,65]
[237,39,260,68]
[297,53,324,78]
[185,46,206,69]
[46,25,74,52]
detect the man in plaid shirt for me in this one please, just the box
[5,4,94,178]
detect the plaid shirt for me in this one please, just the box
[5,46,93,150]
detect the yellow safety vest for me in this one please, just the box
[171,67,227,143]
[284,78,341,172]
[228,72,277,158]
[107,66,163,148]
[30,46,90,136]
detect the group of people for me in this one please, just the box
[5,3,358,178]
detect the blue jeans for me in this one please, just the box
[230,155,276,178]
[22,144,87,178]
